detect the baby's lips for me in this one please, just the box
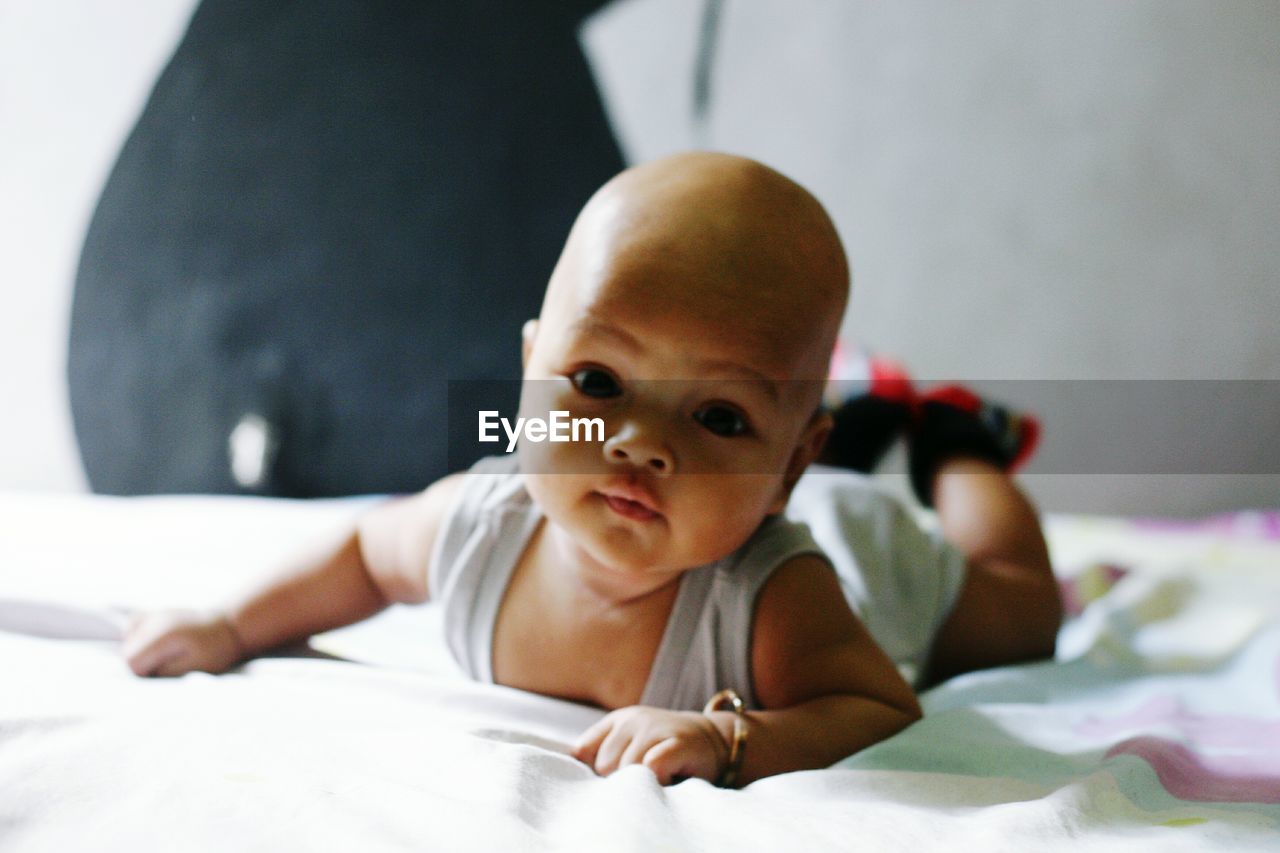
[597,480,662,515]
[601,495,659,522]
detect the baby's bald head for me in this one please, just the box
[541,153,848,383]
[533,153,848,410]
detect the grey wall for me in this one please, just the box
[3,0,1275,514]
[584,0,1280,515]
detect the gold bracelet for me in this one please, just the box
[702,688,749,788]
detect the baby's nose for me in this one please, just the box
[603,422,674,475]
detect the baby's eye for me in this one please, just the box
[570,368,621,399]
[693,404,749,437]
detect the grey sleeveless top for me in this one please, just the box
[427,456,827,711]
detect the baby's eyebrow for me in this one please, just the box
[570,318,642,353]
[696,361,782,404]
[569,316,782,403]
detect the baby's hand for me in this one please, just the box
[122,610,245,677]
[572,706,728,785]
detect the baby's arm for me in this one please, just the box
[124,474,465,677]
[920,457,1062,687]
[574,555,921,786]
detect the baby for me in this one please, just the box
[124,152,1061,787]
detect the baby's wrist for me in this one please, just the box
[215,611,248,660]
[701,710,734,768]
[701,689,750,787]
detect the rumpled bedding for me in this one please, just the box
[2,493,1277,851]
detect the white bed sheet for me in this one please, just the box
[2,492,1278,851]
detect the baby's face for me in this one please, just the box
[516,153,846,583]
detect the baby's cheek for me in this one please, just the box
[522,469,601,536]
[518,430,603,478]
[675,478,777,561]
[521,470,564,515]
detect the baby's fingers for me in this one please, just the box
[619,732,659,770]
[124,630,187,677]
[575,714,643,777]
[643,736,720,785]
[151,642,200,678]
[641,738,686,786]
[594,719,650,777]
[572,716,614,769]
[120,615,169,672]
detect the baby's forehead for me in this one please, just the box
[568,268,832,381]
[590,228,833,328]
[543,152,848,376]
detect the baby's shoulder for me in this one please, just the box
[718,512,829,586]
[437,454,532,533]
[747,550,880,707]
[426,455,541,593]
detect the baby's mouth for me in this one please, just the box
[597,490,661,522]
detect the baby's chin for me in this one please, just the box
[573,512,673,571]
[585,521,758,580]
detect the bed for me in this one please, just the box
[2,489,1278,851]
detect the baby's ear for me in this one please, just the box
[521,319,539,370]
[769,409,833,514]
